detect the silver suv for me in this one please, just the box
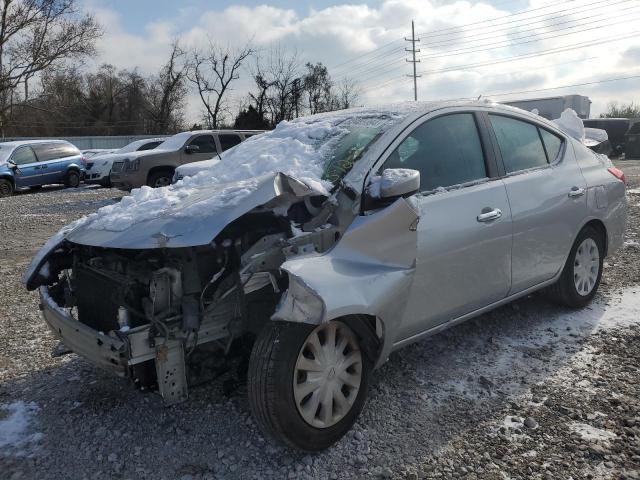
[24,102,627,451]
[110,130,263,190]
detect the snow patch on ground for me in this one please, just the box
[569,422,617,444]
[627,187,640,195]
[0,401,43,456]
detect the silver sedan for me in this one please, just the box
[24,101,627,451]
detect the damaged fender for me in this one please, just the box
[273,197,420,368]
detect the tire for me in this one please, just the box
[65,170,80,188]
[248,320,371,451]
[547,225,604,308]
[0,178,13,197]
[147,170,173,188]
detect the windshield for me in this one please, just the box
[322,126,383,185]
[0,145,12,164]
[118,140,146,154]
[156,132,193,151]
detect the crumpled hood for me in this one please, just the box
[67,172,315,249]
[22,172,318,288]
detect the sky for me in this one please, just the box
[81,0,640,123]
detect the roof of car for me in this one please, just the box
[0,139,73,148]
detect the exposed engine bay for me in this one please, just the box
[36,191,350,404]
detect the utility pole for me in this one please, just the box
[405,20,421,101]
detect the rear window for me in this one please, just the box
[489,115,549,173]
[33,143,80,161]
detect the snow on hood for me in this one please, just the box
[553,109,585,143]
[46,109,403,249]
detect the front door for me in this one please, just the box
[379,111,513,342]
[182,134,219,164]
[10,146,41,187]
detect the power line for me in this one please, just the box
[419,7,640,60]
[329,0,579,73]
[338,0,631,87]
[405,20,421,101]
[417,0,635,53]
[416,32,640,76]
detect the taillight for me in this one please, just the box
[607,166,626,184]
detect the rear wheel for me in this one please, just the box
[0,178,13,197]
[65,170,80,188]
[547,225,604,308]
[147,170,173,188]
[248,320,370,451]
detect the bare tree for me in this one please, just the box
[601,101,640,119]
[0,0,102,133]
[146,41,187,133]
[264,46,300,123]
[187,39,253,129]
[335,77,360,110]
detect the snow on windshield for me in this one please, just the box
[155,132,193,151]
[80,110,404,232]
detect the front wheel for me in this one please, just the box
[0,178,13,197]
[147,171,173,188]
[248,320,370,451]
[547,225,604,308]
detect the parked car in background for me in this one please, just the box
[0,140,85,197]
[625,121,640,159]
[110,130,264,190]
[82,149,117,159]
[583,118,640,157]
[24,102,626,451]
[84,138,165,187]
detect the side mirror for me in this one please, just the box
[6,159,17,169]
[368,168,420,200]
[185,144,200,154]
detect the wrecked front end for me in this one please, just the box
[26,173,365,404]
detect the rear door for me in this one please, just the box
[218,133,242,152]
[486,113,587,293]
[378,110,513,341]
[10,146,41,187]
[33,143,80,184]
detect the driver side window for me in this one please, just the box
[188,135,217,154]
[11,146,38,165]
[384,113,487,192]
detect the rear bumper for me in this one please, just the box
[39,286,128,374]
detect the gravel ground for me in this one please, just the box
[1,163,640,480]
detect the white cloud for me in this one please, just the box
[83,0,640,123]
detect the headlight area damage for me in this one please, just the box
[23,173,419,405]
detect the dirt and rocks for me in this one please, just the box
[1,163,639,480]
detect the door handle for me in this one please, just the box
[40,164,48,169]
[568,186,585,198]
[477,208,502,222]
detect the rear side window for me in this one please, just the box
[189,135,217,153]
[383,113,487,192]
[33,143,80,161]
[219,134,242,151]
[539,129,563,161]
[137,141,161,151]
[489,115,548,173]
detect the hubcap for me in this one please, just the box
[154,177,171,188]
[573,238,600,296]
[293,322,362,429]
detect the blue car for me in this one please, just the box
[0,140,85,197]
